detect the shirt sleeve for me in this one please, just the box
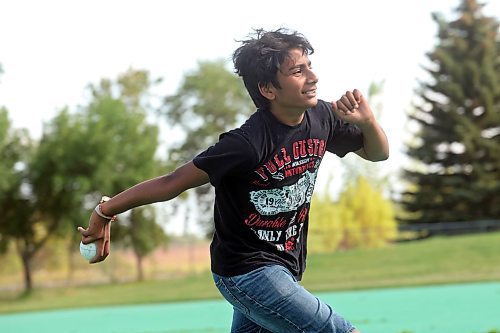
[320,100,364,157]
[193,129,258,186]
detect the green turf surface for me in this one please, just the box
[1,282,499,333]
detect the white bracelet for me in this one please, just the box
[94,196,116,221]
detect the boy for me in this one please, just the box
[79,28,389,333]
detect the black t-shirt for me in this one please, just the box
[193,99,363,279]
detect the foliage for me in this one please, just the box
[0,68,168,292]
[82,68,168,278]
[0,108,40,291]
[337,176,397,249]
[0,108,33,254]
[84,86,162,193]
[113,206,169,281]
[163,60,253,162]
[0,68,30,254]
[400,0,500,223]
[309,190,343,253]
[309,176,397,253]
[162,59,254,236]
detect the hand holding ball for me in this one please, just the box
[78,196,115,263]
[80,241,97,261]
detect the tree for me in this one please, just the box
[308,180,344,253]
[0,66,18,253]
[0,68,168,292]
[113,206,169,281]
[0,93,84,293]
[0,109,33,255]
[336,176,397,249]
[84,69,164,193]
[309,175,397,253]
[0,65,93,291]
[400,0,500,223]
[81,68,169,277]
[162,59,254,236]
[22,108,97,290]
[0,68,40,292]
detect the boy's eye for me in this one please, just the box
[291,65,312,75]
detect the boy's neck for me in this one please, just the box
[269,106,306,126]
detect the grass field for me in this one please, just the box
[0,231,499,314]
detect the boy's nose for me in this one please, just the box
[308,70,318,83]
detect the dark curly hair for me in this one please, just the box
[233,28,314,111]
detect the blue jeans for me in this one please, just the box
[213,265,357,333]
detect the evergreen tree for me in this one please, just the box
[401,0,500,223]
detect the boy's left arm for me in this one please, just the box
[332,89,389,162]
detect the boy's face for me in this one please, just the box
[270,48,319,115]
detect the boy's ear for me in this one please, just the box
[258,82,276,101]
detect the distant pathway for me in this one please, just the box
[0,282,499,333]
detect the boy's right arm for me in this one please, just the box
[102,160,210,216]
[78,161,209,263]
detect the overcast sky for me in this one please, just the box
[2,0,499,140]
[2,0,498,137]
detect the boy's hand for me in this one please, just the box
[331,89,375,128]
[77,212,111,264]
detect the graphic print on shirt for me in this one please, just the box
[254,138,326,182]
[250,170,317,216]
[246,138,325,252]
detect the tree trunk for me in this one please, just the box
[136,254,144,281]
[66,236,77,285]
[21,250,33,293]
